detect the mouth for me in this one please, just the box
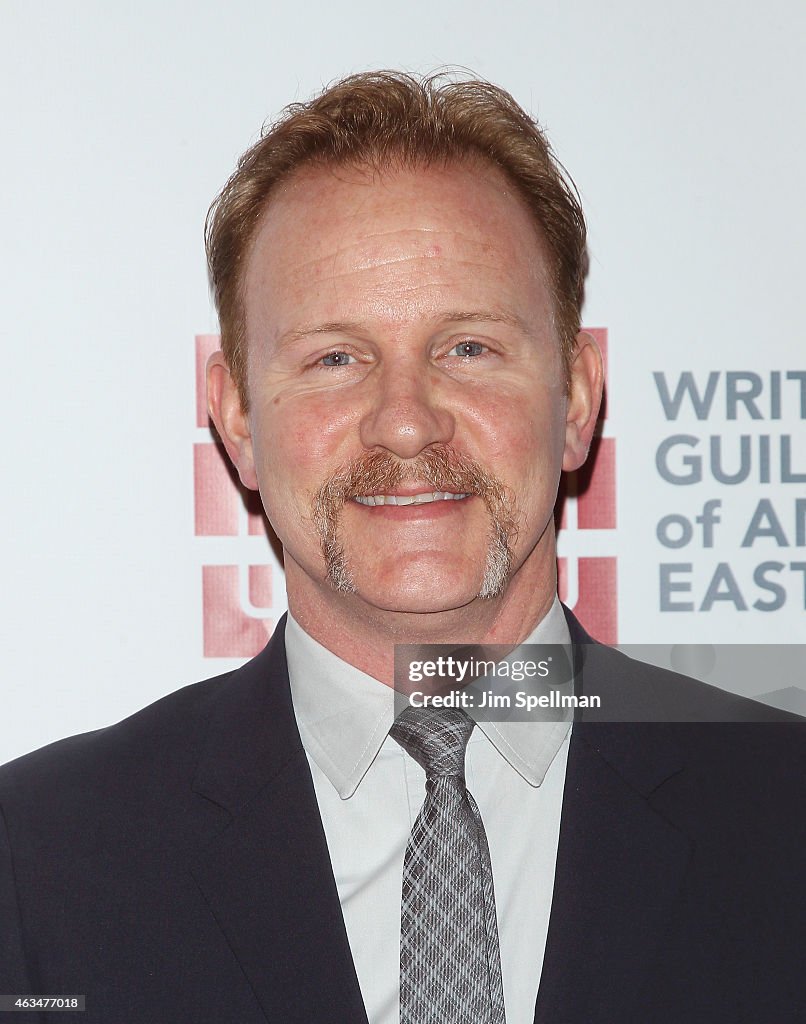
[353,491,470,507]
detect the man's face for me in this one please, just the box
[213,160,596,617]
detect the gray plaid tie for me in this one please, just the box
[390,705,507,1024]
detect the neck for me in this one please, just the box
[285,541,559,686]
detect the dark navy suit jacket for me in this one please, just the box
[1,611,804,1022]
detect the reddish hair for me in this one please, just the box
[206,70,588,407]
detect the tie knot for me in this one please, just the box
[389,705,475,778]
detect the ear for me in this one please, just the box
[562,331,604,472]
[206,351,259,491]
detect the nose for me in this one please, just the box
[359,360,456,459]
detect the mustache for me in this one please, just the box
[310,445,520,597]
[311,445,512,509]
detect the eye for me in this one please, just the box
[319,351,355,366]
[449,341,486,358]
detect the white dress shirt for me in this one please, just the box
[285,597,572,1024]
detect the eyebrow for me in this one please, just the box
[440,310,531,333]
[276,310,531,348]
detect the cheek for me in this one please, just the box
[255,394,358,490]
[461,387,565,479]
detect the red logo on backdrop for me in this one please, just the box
[194,328,618,657]
[556,328,618,643]
[194,335,277,657]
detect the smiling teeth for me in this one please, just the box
[354,492,469,506]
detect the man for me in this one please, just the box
[1,72,803,1023]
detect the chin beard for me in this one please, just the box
[310,446,518,600]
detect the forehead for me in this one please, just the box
[242,159,554,341]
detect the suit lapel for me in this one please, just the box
[535,611,693,1022]
[189,619,368,1024]
[535,723,691,1023]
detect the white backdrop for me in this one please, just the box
[2,0,804,763]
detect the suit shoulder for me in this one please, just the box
[574,640,806,810]
[578,637,806,726]
[565,606,805,728]
[0,669,236,818]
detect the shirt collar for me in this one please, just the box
[285,596,572,799]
